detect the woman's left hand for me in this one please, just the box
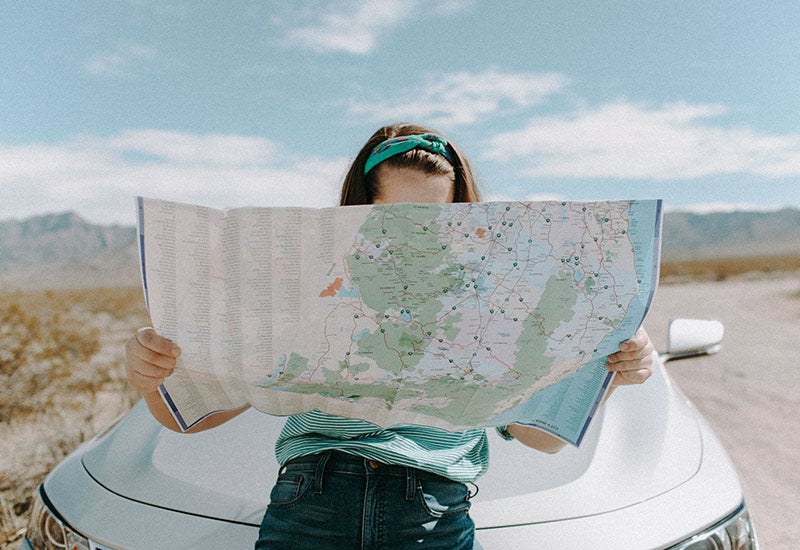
[510,327,654,453]
[606,327,654,386]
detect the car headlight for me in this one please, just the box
[671,503,757,549]
[25,485,94,550]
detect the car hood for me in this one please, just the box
[81,357,702,528]
[470,361,703,528]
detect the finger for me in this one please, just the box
[130,357,175,379]
[611,368,652,386]
[609,332,653,363]
[607,345,652,364]
[136,327,181,357]
[607,360,650,376]
[607,349,653,371]
[128,369,168,393]
[126,336,178,371]
[619,327,649,352]
[607,350,653,373]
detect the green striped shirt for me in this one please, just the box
[275,410,490,483]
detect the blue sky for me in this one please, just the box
[2,1,800,225]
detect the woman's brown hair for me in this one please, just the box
[339,123,482,206]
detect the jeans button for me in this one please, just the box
[368,460,380,469]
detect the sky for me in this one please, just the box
[2,0,800,225]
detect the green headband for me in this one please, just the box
[363,133,454,175]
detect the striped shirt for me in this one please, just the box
[275,409,490,483]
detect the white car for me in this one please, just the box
[24,319,758,549]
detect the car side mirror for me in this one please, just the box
[661,318,724,362]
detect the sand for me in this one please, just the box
[645,273,800,548]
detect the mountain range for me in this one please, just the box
[660,208,800,261]
[1,208,799,290]
[0,212,139,290]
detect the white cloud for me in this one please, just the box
[284,0,414,55]
[84,53,127,76]
[83,44,157,77]
[349,69,569,126]
[279,0,474,54]
[666,202,790,214]
[483,192,566,203]
[0,131,348,225]
[106,130,280,165]
[486,100,800,179]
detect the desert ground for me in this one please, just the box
[645,272,800,549]
[2,270,798,548]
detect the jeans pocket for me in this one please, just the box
[268,470,313,508]
[415,477,472,519]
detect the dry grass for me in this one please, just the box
[0,287,149,548]
[660,255,800,283]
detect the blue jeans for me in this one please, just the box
[255,450,475,549]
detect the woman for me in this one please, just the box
[125,123,654,549]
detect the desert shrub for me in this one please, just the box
[0,296,101,421]
[0,287,148,548]
[660,255,800,283]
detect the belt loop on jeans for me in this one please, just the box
[314,451,332,495]
[404,467,416,501]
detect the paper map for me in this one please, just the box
[137,197,662,445]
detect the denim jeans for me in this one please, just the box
[255,450,475,549]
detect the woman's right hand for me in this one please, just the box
[125,327,181,394]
